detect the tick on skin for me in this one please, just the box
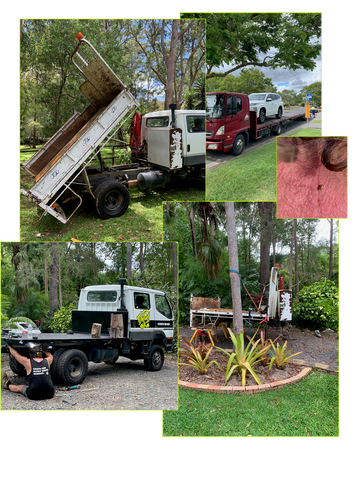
[317,185,323,190]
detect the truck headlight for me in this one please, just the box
[215,126,224,135]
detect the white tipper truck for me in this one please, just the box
[21,33,205,224]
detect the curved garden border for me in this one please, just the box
[179,366,312,394]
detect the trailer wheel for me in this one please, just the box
[276,107,283,119]
[94,180,130,219]
[231,134,245,156]
[56,349,88,386]
[144,346,164,371]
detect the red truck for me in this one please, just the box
[206,92,306,156]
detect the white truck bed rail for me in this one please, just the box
[21,33,139,224]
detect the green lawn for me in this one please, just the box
[19,146,205,242]
[163,371,338,437]
[205,128,321,202]
[206,142,277,202]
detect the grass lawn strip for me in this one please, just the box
[163,370,338,437]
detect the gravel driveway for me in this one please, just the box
[1,354,178,411]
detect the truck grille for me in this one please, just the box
[206,130,214,138]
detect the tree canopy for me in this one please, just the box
[182,13,321,79]
[163,202,338,325]
[1,242,177,329]
[20,19,205,142]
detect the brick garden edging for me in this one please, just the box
[179,366,312,394]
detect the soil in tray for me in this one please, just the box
[179,351,303,387]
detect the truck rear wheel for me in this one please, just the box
[144,346,164,371]
[56,349,88,386]
[94,180,130,219]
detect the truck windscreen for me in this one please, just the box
[206,94,225,119]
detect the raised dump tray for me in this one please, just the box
[21,33,139,224]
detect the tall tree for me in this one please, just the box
[258,202,274,291]
[126,243,132,283]
[172,242,178,293]
[49,244,59,316]
[329,219,334,280]
[225,202,243,333]
[294,219,299,295]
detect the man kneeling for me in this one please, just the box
[2,343,55,400]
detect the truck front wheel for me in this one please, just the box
[9,355,27,377]
[231,134,245,156]
[144,346,164,371]
[57,349,88,386]
[94,180,130,219]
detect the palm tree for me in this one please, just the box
[197,202,222,279]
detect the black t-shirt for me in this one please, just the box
[27,358,55,400]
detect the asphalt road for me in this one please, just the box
[206,110,322,172]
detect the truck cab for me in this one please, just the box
[131,106,205,180]
[74,283,174,349]
[206,92,250,155]
[142,109,205,170]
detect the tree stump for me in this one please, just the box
[91,323,102,338]
[109,314,124,338]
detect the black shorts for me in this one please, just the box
[21,385,55,400]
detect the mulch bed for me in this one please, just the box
[179,349,303,387]
[179,324,338,387]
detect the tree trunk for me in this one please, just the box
[329,219,333,280]
[44,253,48,297]
[258,202,274,292]
[126,243,132,282]
[294,219,299,295]
[49,244,59,317]
[164,20,179,109]
[184,202,197,259]
[289,220,295,290]
[140,243,144,273]
[225,202,243,334]
[172,242,178,293]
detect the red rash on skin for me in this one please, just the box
[277,147,347,218]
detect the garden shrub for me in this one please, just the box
[48,303,76,333]
[292,278,339,331]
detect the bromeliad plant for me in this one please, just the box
[269,340,302,370]
[246,328,281,366]
[179,337,221,375]
[216,329,271,386]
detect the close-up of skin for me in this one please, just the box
[276,137,347,218]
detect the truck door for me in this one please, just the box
[224,94,249,149]
[266,94,276,116]
[183,114,205,167]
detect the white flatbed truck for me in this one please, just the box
[2,280,174,386]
